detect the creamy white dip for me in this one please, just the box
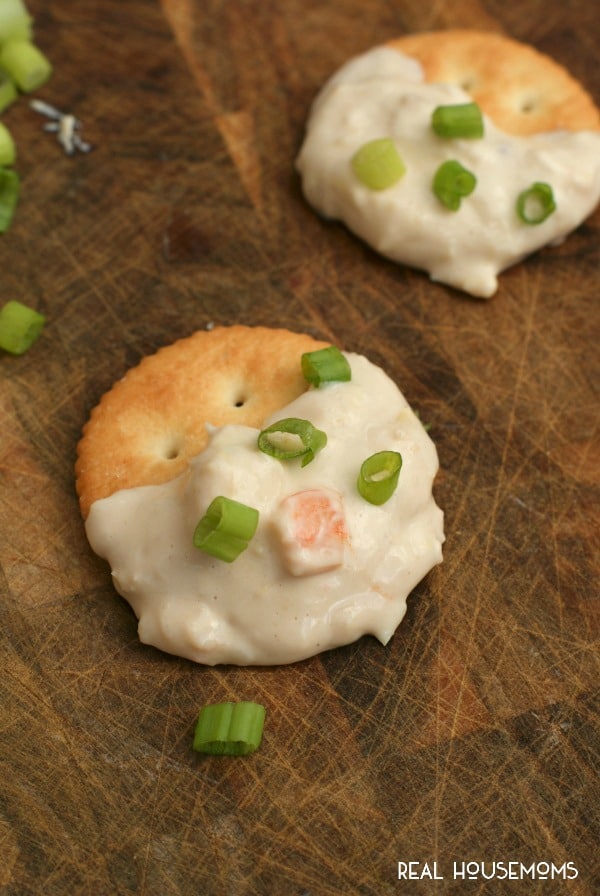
[85,353,444,666]
[296,47,600,297]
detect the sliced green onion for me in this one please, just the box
[193,496,259,562]
[516,182,556,225]
[258,417,327,467]
[0,299,45,354]
[351,137,406,190]
[432,102,484,139]
[0,168,20,233]
[0,122,16,167]
[0,71,18,114]
[301,345,351,387]
[193,702,266,756]
[357,450,402,505]
[432,159,477,211]
[0,0,32,43]
[0,39,52,93]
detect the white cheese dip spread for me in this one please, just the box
[85,353,444,666]
[295,47,600,297]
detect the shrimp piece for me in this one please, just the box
[274,488,348,576]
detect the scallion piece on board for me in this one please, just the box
[0,39,52,93]
[432,159,477,211]
[193,496,259,562]
[516,182,556,225]
[0,71,18,114]
[431,102,484,138]
[351,137,406,190]
[357,450,402,505]
[301,345,351,387]
[0,0,32,43]
[0,300,45,354]
[258,417,327,467]
[0,122,16,166]
[0,168,20,233]
[193,702,266,756]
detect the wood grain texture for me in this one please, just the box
[1,1,598,894]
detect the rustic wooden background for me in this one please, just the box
[1,1,598,894]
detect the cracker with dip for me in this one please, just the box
[295,29,600,297]
[76,325,444,666]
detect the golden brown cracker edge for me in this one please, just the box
[388,30,600,135]
[76,326,329,518]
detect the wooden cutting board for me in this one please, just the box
[1,1,598,894]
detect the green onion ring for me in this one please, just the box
[516,182,556,225]
[357,450,403,505]
[431,102,484,139]
[258,417,327,467]
[0,167,20,233]
[432,159,477,211]
[0,38,52,93]
[0,121,16,166]
[193,496,259,563]
[0,73,17,115]
[193,702,266,756]
[0,299,45,354]
[350,137,406,191]
[0,0,33,43]
[301,345,351,387]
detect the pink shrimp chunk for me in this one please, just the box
[274,488,348,577]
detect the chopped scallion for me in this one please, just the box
[432,159,477,211]
[0,299,45,354]
[0,0,32,43]
[432,102,484,139]
[193,702,266,756]
[0,70,17,114]
[0,167,20,232]
[301,345,351,387]
[357,450,402,505]
[193,496,259,563]
[258,417,327,467]
[0,122,16,167]
[0,38,52,93]
[351,137,406,190]
[516,182,556,225]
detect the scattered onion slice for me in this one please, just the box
[0,0,32,43]
[0,122,16,167]
[0,299,45,354]
[0,168,20,232]
[193,702,266,756]
[0,71,17,113]
[0,37,51,92]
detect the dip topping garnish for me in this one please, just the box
[431,101,485,139]
[301,345,352,386]
[193,495,259,563]
[258,417,327,467]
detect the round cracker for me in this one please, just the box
[76,326,328,518]
[388,30,600,135]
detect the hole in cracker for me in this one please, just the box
[232,391,249,408]
[520,96,538,114]
[459,74,477,92]
[163,436,184,460]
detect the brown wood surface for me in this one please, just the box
[1,1,599,894]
